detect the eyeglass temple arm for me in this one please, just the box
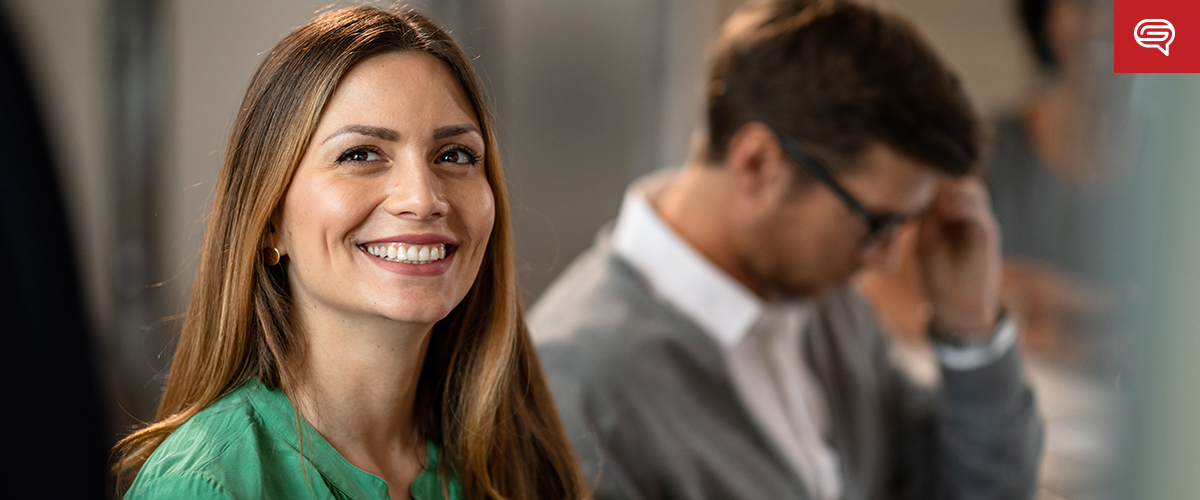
[775,132,879,228]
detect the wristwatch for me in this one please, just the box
[932,311,1018,370]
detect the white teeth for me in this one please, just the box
[364,243,448,264]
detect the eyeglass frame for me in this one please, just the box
[773,129,914,248]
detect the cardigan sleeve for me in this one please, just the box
[879,313,1044,500]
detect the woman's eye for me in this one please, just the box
[337,148,382,163]
[436,147,481,165]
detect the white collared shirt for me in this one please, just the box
[609,173,1016,500]
[612,178,842,500]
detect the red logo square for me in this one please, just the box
[1114,0,1200,73]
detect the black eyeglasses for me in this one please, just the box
[774,130,911,248]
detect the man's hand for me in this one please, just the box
[915,177,1002,340]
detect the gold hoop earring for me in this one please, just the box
[264,247,282,266]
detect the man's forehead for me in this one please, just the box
[843,143,943,214]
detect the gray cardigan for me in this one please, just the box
[531,228,1043,500]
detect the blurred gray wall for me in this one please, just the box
[496,0,742,301]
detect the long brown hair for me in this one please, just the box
[112,7,586,499]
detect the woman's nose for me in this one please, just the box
[382,155,450,220]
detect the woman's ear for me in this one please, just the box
[262,213,287,256]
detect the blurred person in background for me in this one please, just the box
[112,7,585,499]
[0,5,108,499]
[989,0,1114,359]
[531,0,1043,499]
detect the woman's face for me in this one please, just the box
[275,51,494,328]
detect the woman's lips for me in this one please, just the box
[358,234,459,276]
[362,242,451,264]
[360,233,456,246]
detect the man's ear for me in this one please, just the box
[725,122,793,201]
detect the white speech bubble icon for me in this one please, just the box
[1135,19,1175,56]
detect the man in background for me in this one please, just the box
[531,0,1043,498]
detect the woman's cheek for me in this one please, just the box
[472,184,496,250]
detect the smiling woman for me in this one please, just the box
[111,7,585,500]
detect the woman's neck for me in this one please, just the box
[289,307,435,499]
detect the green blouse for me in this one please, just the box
[125,380,463,500]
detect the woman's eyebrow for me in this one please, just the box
[433,124,481,140]
[322,125,400,144]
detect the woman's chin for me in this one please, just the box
[374,301,458,326]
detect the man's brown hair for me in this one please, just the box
[705,0,983,175]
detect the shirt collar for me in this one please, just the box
[244,380,391,499]
[612,172,764,348]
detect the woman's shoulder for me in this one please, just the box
[124,382,277,499]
